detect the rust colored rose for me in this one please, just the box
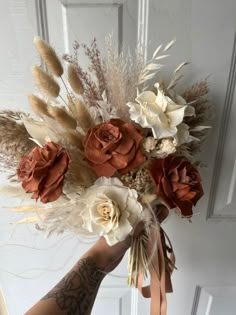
[148,156,204,217]
[83,119,145,177]
[17,142,71,203]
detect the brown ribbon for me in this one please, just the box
[137,225,175,315]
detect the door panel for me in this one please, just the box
[1,1,236,315]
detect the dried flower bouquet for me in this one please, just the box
[0,36,211,315]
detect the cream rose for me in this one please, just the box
[127,83,193,139]
[79,177,143,245]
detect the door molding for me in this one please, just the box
[207,31,236,220]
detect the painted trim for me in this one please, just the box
[131,287,138,315]
[207,31,236,220]
[137,0,150,63]
[35,0,49,42]
[191,286,201,315]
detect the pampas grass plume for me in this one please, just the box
[28,95,51,117]
[48,105,77,129]
[32,65,60,98]
[68,64,84,95]
[34,36,63,77]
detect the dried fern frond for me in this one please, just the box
[0,111,35,158]
[32,65,60,98]
[68,64,84,95]
[47,105,77,129]
[28,95,52,117]
[33,36,63,77]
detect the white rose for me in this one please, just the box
[127,83,192,139]
[79,177,143,245]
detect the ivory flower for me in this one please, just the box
[175,123,199,145]
[142,137,176,158]
[154,138,177,158]
[79,177,143,245]
[127,83,192,139]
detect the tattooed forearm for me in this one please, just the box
[41,257,105,315]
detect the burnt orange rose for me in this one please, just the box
[83,119,145,177]
[17,142,71,203]
[148,156,204,217]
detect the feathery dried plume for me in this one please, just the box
[48,105,77,129]
[128,229,149,286]
[28,95,52,117]
[68,64,84,95]
[32,65,60,98]
[69,97,94,132]
[62,130,84,150]
[33,36,63,77]
[64,39,107,107]
[183,80,208,102]
[68,151,97,187]
[0,111,35,158]
[183,80,212,128]
[102,36,144,120]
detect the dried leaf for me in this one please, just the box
[152,44,163,58]
[163,38,176,52]
[174,62,189,73]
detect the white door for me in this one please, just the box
[1,1,236,315]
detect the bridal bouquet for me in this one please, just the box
[0,36,211,315]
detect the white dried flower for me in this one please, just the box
[152,138,177,158]
[127,83,193,139]
[175,123,199,145]
[78,177,143,245]
[142,137,158,152]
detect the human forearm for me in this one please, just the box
[25,254,105,315]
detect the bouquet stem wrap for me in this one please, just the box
[128,221,175,315]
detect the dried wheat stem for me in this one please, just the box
[28,95,52,117]
[68,64,84,95]
[32,66,60,98]
[33,36,63,77]
[48,106,77,129]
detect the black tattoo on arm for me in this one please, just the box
[41,257,105,315]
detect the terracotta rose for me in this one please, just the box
[148,156,204,217]
[83,119,145,177]
[17,142,71,203]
